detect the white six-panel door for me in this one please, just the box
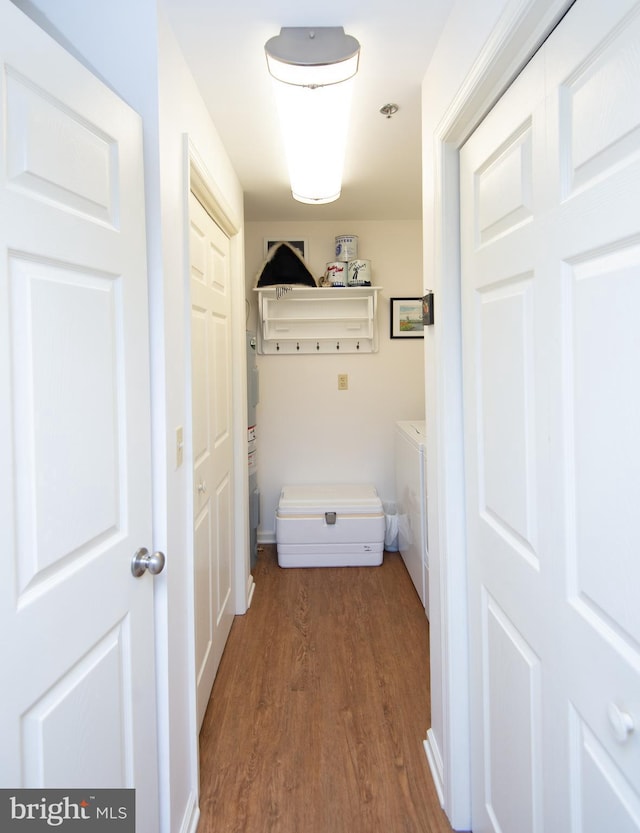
[461,0,640,829]
[0,0,159,826]
[189,191,235,730]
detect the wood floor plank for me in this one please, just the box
[198,546,454,833]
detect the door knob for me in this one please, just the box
[197,481,207,494]
[607,702,635,743]
[131,547,166,578]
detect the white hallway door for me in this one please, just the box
[0,1,159,826]
[190,192,235,730]
[461,0,640,830]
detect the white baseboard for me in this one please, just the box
[178,791,199,833]
[257,530,276,544]
[246,575,256,608]
[424,729,445,808]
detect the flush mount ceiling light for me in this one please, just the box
[265,27,360,205]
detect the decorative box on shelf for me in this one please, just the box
[254,286,382,354]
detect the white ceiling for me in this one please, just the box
[161,0,455,222]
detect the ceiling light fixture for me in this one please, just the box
[265,27,360,205]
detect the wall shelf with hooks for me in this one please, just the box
[254,286,382,354]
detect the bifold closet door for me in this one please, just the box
[189,191,235,730]
[461,0,640,829]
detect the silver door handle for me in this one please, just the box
[197,481,207,494]
[131,547,166,578]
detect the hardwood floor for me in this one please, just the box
[198,545,454,833]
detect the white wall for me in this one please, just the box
[245,220,425,539]
[9,3,246,833]
[156,12,245,833]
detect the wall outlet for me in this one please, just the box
[338,374,348,391]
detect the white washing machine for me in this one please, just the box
[395,421,428,617]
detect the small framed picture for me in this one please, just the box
[390,297,424,338]
[264,239,307,260]
[422,291,434,326]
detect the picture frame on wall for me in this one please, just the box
[264,239,308,260]
[422,291,434,326]
[390,297,424,338]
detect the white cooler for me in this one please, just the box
[276,484,385,568]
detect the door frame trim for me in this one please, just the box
[188,140,238,237]
[427,0,575,827]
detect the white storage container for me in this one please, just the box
[276,484,385,568]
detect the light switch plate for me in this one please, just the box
[176,426,184,468]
